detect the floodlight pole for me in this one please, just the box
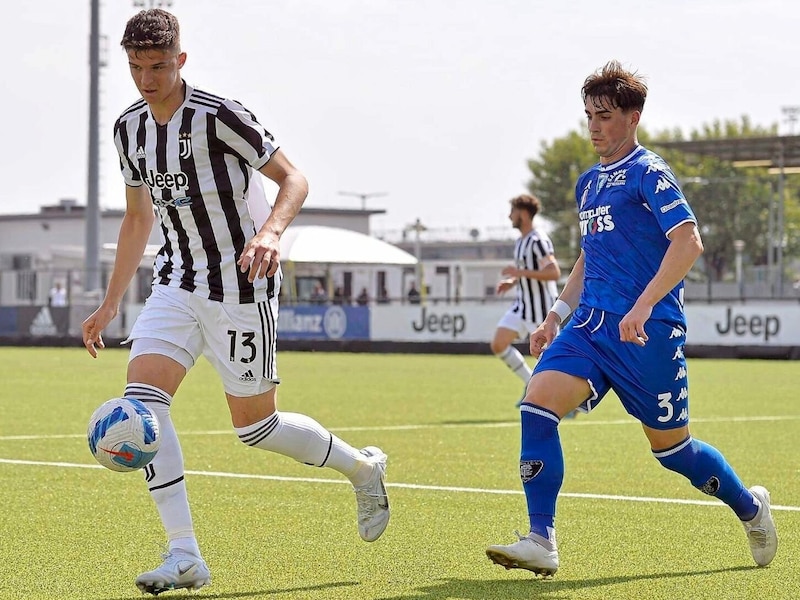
[776,145,785,296]
[86,0,175,295]
[85,0,102,292]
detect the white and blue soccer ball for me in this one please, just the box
[87,397,161,472]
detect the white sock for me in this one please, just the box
[169,536,201,558]
[124,384,198,549]
[235,412,372,484]
[497,346,533,382]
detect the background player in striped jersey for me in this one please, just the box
[486,60,777,576]
[491,194,560,405]
[81,8,390,595]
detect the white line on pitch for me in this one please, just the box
[0,457,798,513]
[2,414,799,441]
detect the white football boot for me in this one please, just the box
[743,485,778,567]
[353,446,390,542]
[135,549,211,595]
[486,531,559,576]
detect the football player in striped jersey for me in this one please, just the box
[82,8,390,595]
[491,194,560,405]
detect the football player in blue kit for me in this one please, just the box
[486,60,777,576]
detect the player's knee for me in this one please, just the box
[490,339,507,355]
[235,411,281,448]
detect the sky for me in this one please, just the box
[4,0,800,239]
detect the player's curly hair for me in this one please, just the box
[120,9,180,53]
[582,60,647,113]
[509,194,541,218]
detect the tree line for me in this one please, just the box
[527,117,800,282]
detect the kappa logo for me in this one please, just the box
[654,176,673,194]
[30,307,57,336]
[178,133,192,160]
[672,346,684,360]
[135,146,146,160]
[669,327,685,339]
[674,366,687,380]
[645,159,667,175]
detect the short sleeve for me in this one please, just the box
[214,100,279,171]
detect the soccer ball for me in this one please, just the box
[87,397,161,472]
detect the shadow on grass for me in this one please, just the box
[104,580,359,600]
[375,566,756,599]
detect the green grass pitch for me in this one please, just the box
[0,347,798,599]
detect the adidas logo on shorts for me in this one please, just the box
[239,370,256,382]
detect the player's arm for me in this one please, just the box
[530,252,585,357]
[238,150,309,282]
[82,185,154,357]
[505,258,561,281]
[553,252,584,311]
[620,221,703,345]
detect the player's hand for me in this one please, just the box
[82,305,117,358]
[619,302,652,346]
[501,266,518,278]
[529,317,559,358]
[495,279,515,295]
[239,231,281,282]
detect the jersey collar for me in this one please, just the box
[599,145,644,172]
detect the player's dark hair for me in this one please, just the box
[510,194,541,218]
[582,60,647,113]
[120,9,181,53]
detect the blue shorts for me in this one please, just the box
[532,305,689,430]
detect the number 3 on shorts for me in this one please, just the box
[656,392,674,423]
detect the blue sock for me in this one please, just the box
[653,436,758,521]
[520,406,563,539]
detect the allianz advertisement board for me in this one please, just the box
[278,305,370,340]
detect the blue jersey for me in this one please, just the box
[575,145,696,325]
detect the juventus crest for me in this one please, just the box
[178,133,193,159]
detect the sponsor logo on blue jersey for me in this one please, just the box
[660,198,686,214]
[605,169,627,187]
[579,205,615,235]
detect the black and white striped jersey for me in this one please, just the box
[113,82,279,304]
[510,229,559,324]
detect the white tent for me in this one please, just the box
[279,226,418,303]
[280,226,417,265]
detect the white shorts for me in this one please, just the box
[127,285,280,397]
[496,307,539,341]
